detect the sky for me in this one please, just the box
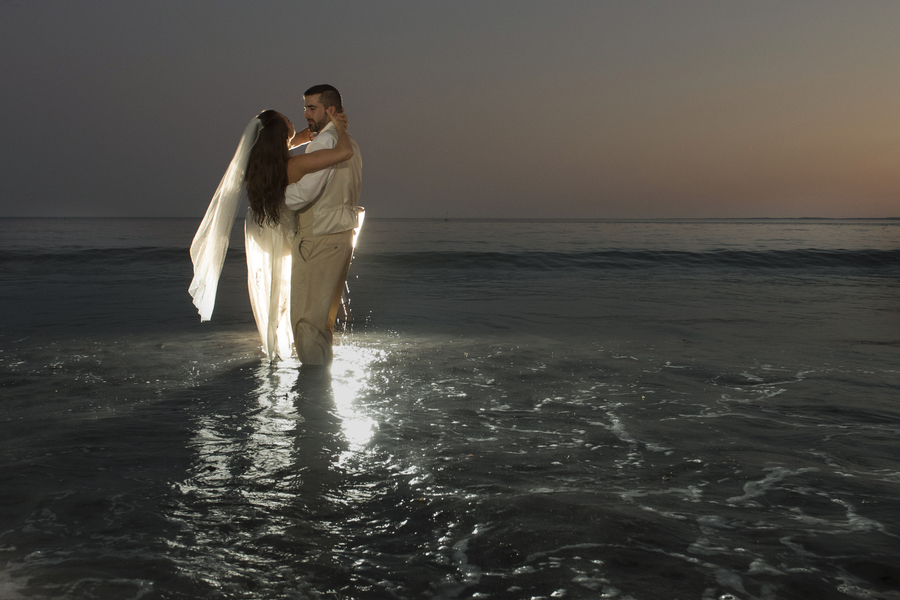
[1,0,898,219]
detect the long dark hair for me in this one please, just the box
[246,109,290,227]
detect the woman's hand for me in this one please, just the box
[328,111,349,131]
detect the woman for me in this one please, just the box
[189,109,354,360]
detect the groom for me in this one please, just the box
[284,84,363,366]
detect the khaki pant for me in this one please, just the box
[290,230,353,365]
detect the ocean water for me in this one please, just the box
[0,217,898,600]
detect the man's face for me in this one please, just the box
[304,94,329,134]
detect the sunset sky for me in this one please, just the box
[2,1,898,218]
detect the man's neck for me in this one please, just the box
[314,122,336,137]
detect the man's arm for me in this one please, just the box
[284,129,337,211]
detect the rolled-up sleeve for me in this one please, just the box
[284,129,337,210]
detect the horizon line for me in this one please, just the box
[1,216,898,221]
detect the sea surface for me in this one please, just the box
[0,217,898,600]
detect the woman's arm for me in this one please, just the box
[285,112,352,184]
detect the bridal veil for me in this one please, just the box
[189,117,294,360]
[189,117,261,322]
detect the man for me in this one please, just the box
[284,84,363,366]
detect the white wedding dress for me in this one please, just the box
[243,209,294,359]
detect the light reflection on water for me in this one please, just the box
[169,342,386,591]
[186,343,381,491]
[331,343,380,452]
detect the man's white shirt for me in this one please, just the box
[284,123,338,210]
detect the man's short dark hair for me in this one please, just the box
[304,84,342,112]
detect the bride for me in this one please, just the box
[189,109,354,360]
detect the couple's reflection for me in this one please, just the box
[288,364,350,517]
[176,345,379,586]
[250,348,377,514]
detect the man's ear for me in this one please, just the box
[326,106,336,116]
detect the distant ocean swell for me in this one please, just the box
[364,248,900,271]
[0,247,186,265]
[2,248,899,272]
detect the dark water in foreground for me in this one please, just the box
[1,218,898,599]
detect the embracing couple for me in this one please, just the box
[189,85,363,367]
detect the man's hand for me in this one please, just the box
[290,127,312,148]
